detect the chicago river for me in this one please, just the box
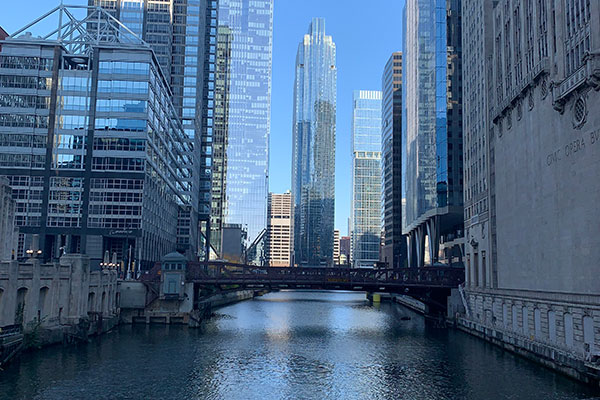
[0,291,596,400]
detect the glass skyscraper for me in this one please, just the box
[351,90,382,268]
[88,0,219,260]
[0,6,192,269]
[215,0,273,249]
[402,0,463,267]
[291,18,337,266]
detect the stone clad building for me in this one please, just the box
[460,0,600,381]
[266,192,292,267]
[0,254,118,339]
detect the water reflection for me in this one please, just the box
[0,291,597,400]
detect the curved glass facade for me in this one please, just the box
[291,18,337,266]
[217,0,273,246]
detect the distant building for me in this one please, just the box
[351,90,382,268]
[0,26,8,51]
[266,192,292,267]
[333,229,340,264]
[339,236,350,266]
[221,224,245,264]
[381,52,406,268]
[0,178,16,261]
[460,0,600,362]
[292,18,337,266]
[0,7,192,269]
[402,0,464,267]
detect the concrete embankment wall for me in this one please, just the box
[456,317,600,389]
[120,284,260,327]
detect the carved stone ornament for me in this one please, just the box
[572,94,588,130]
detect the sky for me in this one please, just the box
[2,0,405,237]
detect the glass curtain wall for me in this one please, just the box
[291,18,337,266]
[351,90,382,268]
[217,0,273,249]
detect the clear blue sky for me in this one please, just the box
[2,0,405,236]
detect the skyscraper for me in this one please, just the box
[266,192,292,267]
[402,0,464,267]
[210,25,232,256]
[216,0,273,249]
[87,0,219,260]
[381,52,406,268]
[0,6,192,269]
[291,18,337,266]
[350,90,382,268]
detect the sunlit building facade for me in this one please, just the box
[351,90,382,268]
[291,18,337,266]
[402,0,464,267]
[217,0,273,249]
[88,0,219,259]
[0,7,192,269]
[266,192,292,267]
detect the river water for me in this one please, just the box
[0,291,597,400]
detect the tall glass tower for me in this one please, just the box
[350,90,382,268]
[291,18,337,266]
[402,0,463,267]
[217,0,274,248]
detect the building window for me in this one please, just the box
[564,312,574,348]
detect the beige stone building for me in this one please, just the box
[0,254,118,341]
[333,229,340,264]
[460,0,600,382]
[266,192,292,267]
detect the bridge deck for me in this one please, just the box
[184,263,464,292]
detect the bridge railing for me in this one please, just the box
[185,262,464,288]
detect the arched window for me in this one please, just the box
[564,313,574,348]
[38,287,50,321]
[548,310,557,343]
[522,306,529,336]
[101,292,106,314]
[512,305,518,332]
[534,308,542,339]
[88,292,96,313]
[15,287,28,325]
[583,316,595,354]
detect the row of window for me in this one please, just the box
[0,94,50,109]
[93,138,146,152]
[91,157,145,171]
[0,114,48,129]
[0,56,54,71]
[0,134,46,148]
[0,153,45,168]
[99,61,150,76]
[0,75,52,90]
[89,205,142,215]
